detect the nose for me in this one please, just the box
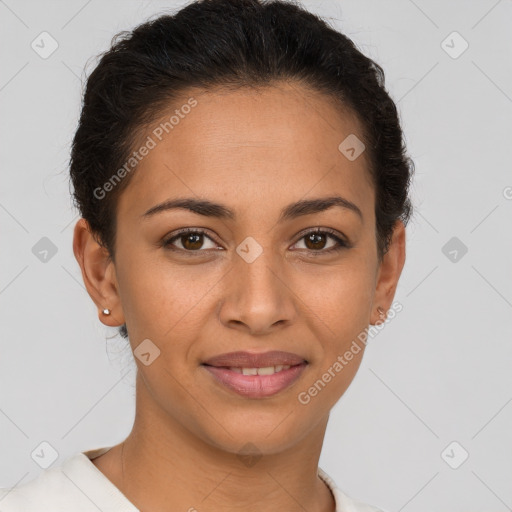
[218,245,296,336]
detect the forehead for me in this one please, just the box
[117,82,374,221]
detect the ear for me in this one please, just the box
[72,218,125,328]
[370,220,406,325]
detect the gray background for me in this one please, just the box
[1,0,511,510]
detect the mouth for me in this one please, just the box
[201,361,308,398]
[202,350,308,369]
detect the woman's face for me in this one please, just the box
[84,82,403,454]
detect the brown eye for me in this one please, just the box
[304,232,328,250]
[181,232,204,250]
[292,228,348,254]
[163,229,219,252]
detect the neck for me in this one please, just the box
[95,372,336,512]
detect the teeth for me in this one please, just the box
[231,365,292,375]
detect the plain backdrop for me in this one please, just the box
[1,1,511,511]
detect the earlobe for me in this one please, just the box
[370,220,406,325]
[72,218,125,327]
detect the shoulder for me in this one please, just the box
[0,448,122,512]
[318,467,388,512]
[0,458,80,511]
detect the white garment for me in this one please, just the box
[0,446,386,512]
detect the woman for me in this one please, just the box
[0,0,412,510]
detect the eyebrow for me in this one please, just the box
[141,195,363,223]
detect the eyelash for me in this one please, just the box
[162,227,349,256]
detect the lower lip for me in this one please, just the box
[202,363,308,398]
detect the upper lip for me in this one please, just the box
[202,350,308,368]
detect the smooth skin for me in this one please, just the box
[73,81,406,512]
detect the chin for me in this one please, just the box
[194,409,321,457]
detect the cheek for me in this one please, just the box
[296,259,375,325]
[113,249,172,340]
[300,268,372,406]
[114,251,217,343]
[292,260,375,395]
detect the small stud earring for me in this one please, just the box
[102,308,111,316]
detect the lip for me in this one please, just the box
[202,350,308,368]
[202,362,308,398]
